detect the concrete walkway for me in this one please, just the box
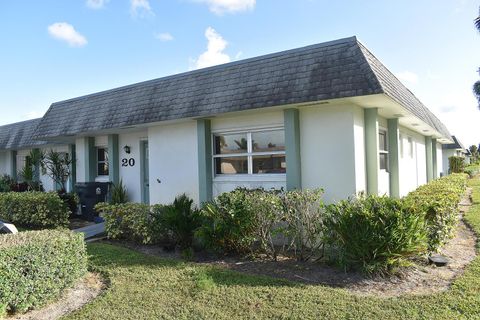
[73,222,105,239]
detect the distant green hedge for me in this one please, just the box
[404,173,467,251]
[0,229,88,315]
[0,192,70,229]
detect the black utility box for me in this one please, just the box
[75,182,111,221]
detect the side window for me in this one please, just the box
[97,148,109,176]
[379,130,388,171]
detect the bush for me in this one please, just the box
[0,192,70,229]
[198,188,268,255]
[449,156,465,173]
[0,229,87,315]
[111,180,128,204]
[324,195,428,274]
[0,175,14,193]
[404,173,467,251]
[153,194,201,249]
[96,202,159,244]
[58,191,79,216]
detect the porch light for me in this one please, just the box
[123,145,131,154]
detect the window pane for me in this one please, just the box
[98,162,109,176]
[215,157,248,174]
[214,134,248,155]
[379,153,388,170]
[379,132,387,151]
[253,155,286,174]
[252,130,285,153]
[97,148,108,162]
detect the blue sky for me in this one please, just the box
[1,0,479,146]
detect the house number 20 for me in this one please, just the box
[121,158,135,167]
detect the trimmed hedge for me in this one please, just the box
[96,202,162,244]
[404,173,468,251]
[0,229,88,315]
[0,192,70,229]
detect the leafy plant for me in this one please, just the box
[0,229,87,314]
[449,156,465,174]
[0,175,15,193]
[324,195,428,275]
[155,194,201,249]
[41,149,72,192]
[111,179,129,204]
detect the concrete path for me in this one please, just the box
[73,222,105,239]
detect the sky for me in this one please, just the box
[0,0,479,147]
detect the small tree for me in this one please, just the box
[474,7,480,108]
[470,145,479,163]
[41,149,72,192]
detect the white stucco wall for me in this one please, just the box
[377,117,389,196]
[0,151,10,175]
[211,111,286,197]
[353,106,366,194]
[300,104,359,202]
[398,127,427,197]
[148,121,199,205]
[442,149,456,175]
[118,131,147,203]
[75,138,86,183]
[436,143,443,177]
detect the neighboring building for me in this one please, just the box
[0,119,72,191]
[442,135,466,175]
[2,36,453,203]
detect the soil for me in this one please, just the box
[68,218,95,230]
[112,188,477,298]
[9,273,104,320]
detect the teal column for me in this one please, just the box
[197,119,213,204]
[68,144,77,191]
[432,138,438,179]
[425,136,433,182]
[387,118,400,198]
[84,137,96,182]
[284,109,302,190]
[32,148,40,183]
[108,134,119,185]
[365,108,378,195]
[10,150,17,181]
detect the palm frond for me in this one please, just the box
[474,80,480,109]
[475,13,480,31]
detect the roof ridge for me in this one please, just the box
[50,36,359,106]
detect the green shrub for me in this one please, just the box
[153,194,201,249]
[449,156,465,173]
[198,188,269,255]
[404,173,467,251]
[0,175,14,193]
[96,202,159,244]
[324,195,428,275]
[0,192,70,229]
[0,229,87,315]
[111,180,129,204]
[279,189,326,261]
[58,191,79,216]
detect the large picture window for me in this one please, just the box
[97,147,109,176]
[213,129,286,175]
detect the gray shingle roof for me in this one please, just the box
[33,36,451,139]
[443,135,465,150]
[0,119,47,150]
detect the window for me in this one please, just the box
[97,148,109,176]
[379,130,388,171]
[213,129,286,175]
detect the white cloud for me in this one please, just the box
[234,51,243,60]
[47,22,87,47]
[193,0,255,15]
[193,27,231,69]
[155,32,174,42]
[86,0,109,9]
[131,0,154,17]
[24,110,45,120]
[396,71,419,85]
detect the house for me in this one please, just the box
[0,119,72,191]
[442,135,467,174]
[2,36,452,204]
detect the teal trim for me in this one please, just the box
[387,118,400,198]
[364,108,378,195]
[10,150,17,181]
[284,109,302,190]
[140,141,150,204]
[68,144,76,191]
[432,138,438,179]
[425,136,433,182]
[197,119,213,204]
[85,137,96,182]
[108,134,119,185]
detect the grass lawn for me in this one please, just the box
[66,177,480,320]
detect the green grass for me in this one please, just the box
[65,178,480,320]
